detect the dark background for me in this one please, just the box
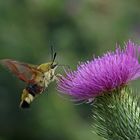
[0,0,140,140]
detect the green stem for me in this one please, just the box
[92,87,140,140]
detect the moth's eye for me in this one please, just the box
[51,64,57,69]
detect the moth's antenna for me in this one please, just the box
[52,52,57,64]
[50,42,57,65]
[49,41,57,65]
[50,42,54,62]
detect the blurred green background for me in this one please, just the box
[0,0,140,140]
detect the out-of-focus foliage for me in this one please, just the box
[0,0,140,140]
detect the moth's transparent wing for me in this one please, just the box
[0,59,41,83]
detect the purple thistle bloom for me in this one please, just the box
[57,41,140,101]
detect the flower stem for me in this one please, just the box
[92,87,140,140]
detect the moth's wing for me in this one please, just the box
[0,59,41,83]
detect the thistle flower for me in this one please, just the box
[57,41,140,101]
[57,40,140,140]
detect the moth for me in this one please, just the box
[1,52,58,108]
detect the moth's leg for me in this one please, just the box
[54,74,63,81]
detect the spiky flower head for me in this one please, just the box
[57,41,140,101]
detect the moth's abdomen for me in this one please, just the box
[20,84,43,109]
[26,84,43,95]
[20,89,34,109]
[20,100,30,108]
